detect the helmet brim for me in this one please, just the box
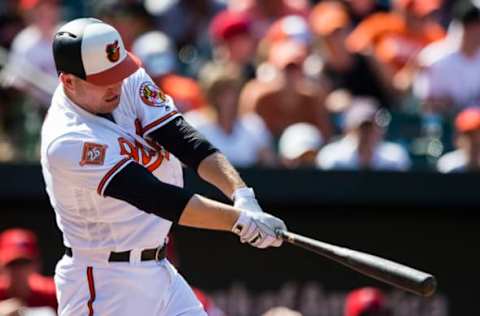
[86,51,141,86]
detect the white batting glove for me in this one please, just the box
[232,210,286,248]
[232,187,263,213]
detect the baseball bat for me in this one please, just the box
[276,229,436,297]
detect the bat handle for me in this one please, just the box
[275,228,284,238]
[275,229,290,241]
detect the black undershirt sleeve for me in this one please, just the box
[104,161,194,223]
[147,117,219,172]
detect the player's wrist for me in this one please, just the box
[231,210,251,235]
[231,187,255,201]
[233,187,264,213]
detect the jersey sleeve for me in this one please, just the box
[46,136,134,196]
[124,68,182,137]
[148,117,219,171]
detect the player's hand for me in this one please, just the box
[232,210,286,248]
[232,187,263,213]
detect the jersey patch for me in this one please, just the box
[80,142,108,166]
[139,82,167,107]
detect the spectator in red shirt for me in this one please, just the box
[0,228,57,313]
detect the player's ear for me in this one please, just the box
[60,73,75,92]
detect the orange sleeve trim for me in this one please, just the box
[141,111,179,136]
[97,158,131,196]
[86,266,96,316]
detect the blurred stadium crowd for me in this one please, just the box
[1,0,480,173]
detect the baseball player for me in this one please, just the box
[40,18,286,316]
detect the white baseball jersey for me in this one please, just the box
[41,68,183,253]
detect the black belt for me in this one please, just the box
[65,246,166,262]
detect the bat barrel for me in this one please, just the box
[419,275,437,297]
[276,230,437,297]
[340,247,437,297]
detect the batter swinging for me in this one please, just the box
[41,18,286,316]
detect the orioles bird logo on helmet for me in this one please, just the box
[106,40,120,62]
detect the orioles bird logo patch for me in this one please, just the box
[80,142,108,166]
[106,40,120,62]
[139,81,167,107]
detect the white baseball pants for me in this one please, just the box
[54,255,207,316]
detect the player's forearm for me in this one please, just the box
[197,152,247,199]
[178,194,240,231]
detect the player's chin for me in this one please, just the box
[101,96,121,111]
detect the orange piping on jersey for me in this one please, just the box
[140,111,179,136]
[97,158,131,195]
[86,266,96,316]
